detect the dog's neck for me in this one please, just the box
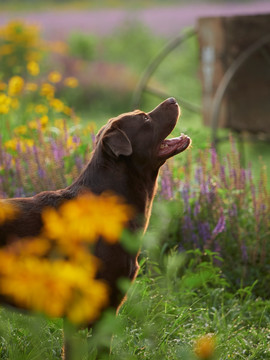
[68,149,159,230]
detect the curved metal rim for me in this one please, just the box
[211,33,270,145]
[132,28,198,110]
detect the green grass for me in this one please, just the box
[1,252,269,360]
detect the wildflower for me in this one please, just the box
[29,115,49,130]
[35,104,48,114]
[40,83,55,99]
[67,136,78,150]
[8,76,24,96]
[42,192,133,245]
[0,252,108,323]
[48,71,62,83]
[27,61,40,76]
[212,213,226,238]
[4,138,34,152]
[64,77,79,88]
[25,82,38,92]
[0,93,11,114]
[40,115,49,128]
[63,105,72,116]
[194,334,216,359]
[54,118,66,130]
[14,125,27,135]
[4,138,17,151]
[50,98,64,112]
[0,201,19,225]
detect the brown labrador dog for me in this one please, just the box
[0,97,190,347]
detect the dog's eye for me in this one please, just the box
[143,115,150,122]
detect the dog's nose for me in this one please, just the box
[167,97,177,104]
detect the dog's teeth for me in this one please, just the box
[160,144,168,149]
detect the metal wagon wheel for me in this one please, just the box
[132,28,201,114]
[132,29,270,154]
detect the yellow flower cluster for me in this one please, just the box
[64,77,79,88]
[0,72,76,130]
[8,75,24,96]
[194,334,216,359]
[42,192,133,246]
[4,138,34,152]
[27,61,40,76]
[0,193,133,324]
[0,21,42,78]
[0,251,108,324]
[0,76,25,114]
[0,93,11,114]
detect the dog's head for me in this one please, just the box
[95,98,191,169]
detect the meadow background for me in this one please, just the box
[0,1,270,359]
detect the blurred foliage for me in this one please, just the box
[0,21,44,80]
[0,0,255,11]
[68,32,98,61]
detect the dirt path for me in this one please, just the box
[1,2,270,39]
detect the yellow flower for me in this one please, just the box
[0,93,11,114]
[64,77,79,88]
[0,201,19,225]
[54,118,65,130]
[50,98,64,112]
[27,61,40,76]
[42,192,133,245]
[8,76,24,96]
[194,334,216,359]
[4,138,17,151]
[40,115,49,128]
[14,125,27,135]
[28,120,38,130]
[48,71,62,83]
[40,83,55,99]
[4,138,34,152]
[0,251,108,324]
[63,106,72,116]
[66,136,79,150]
[28,115,49,130]
[35,104,48,114]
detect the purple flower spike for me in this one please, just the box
[212,214,226,238]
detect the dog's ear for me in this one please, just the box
[103,127,132,157]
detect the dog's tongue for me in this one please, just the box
[158,133,191,158]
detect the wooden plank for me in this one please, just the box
[198,14,270,134]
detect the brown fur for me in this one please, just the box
[0,98,189,315]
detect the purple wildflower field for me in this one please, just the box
[1,126,269,295]
[158,139,270,296]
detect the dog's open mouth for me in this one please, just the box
[158,133,191,158]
